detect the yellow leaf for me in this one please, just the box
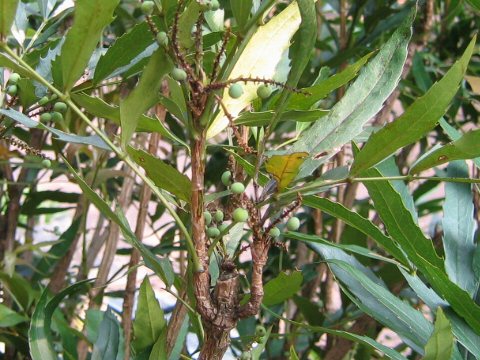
[206,1,302,139]
[465,75,480,95]
[265,152,308,191]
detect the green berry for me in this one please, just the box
[207,226,220,238]
[255,325,267,337]
[38,96,49,106]
[50,94,58,100]
[53,101,67,113]
[8,73,20,85]
[228,83,243,99]
[6,85,17,96]
[40,113,52,122]
[257,85,272,99]
[171,67,187,81]
[51,112,63,122]
[141,1,155,15]
[286,216,300,231]
[41,159,52,168]
[232,208,248,223]
[156,32,168,46]
[218,223,228,232]
[268,227,280,238]
[231,182,245,194]
[209,0,220,10]
[204,211,212,225]
[214,210,224,223]
[221,170,232,186]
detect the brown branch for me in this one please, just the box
[210,28,231,82]
[206,76,310,95]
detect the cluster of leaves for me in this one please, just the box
[0,0,479,359]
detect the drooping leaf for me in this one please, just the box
[350,35,476,175]
[291,8,414,179]
[120,48,172,148]
[423,308,454,360]
[0,108,110,150]
[265,152,308,191]
[29,280,93,360]
[127,147,191,203]
[441,161,477,296]
[60,0,120,91]
[0,304,27,327]
[0,0,19,37]
[362,164,480,334]
[207,1,304,138]
[410,129,480,174]
[132,277,166,353]
[263,271,303,306]
[63,160,175,286]
[91,309,121,360]
[286,52,374,110]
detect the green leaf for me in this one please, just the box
[423,308,454,360]
[207,1,304,138]
[0,108,110,150]
[441,161,477,296]
[91,309,121,360]
[94,21,155,83]
[63,160,175,286]
[29,280,93,360]
[0,0,19,37]
[0,304,27,327]
[38,0,56,18]
[350,35,476,176]
[231,0,252,30]
[362,165,480,334]
[132,277,166,353]
[289,346,300,360]
[465,0,480,11]
[263,271,303,306]
[291,9,414,179]
[61,0,120,91]
[410,129,480,174]
[71,93,188,148]
[265,152,308,191]
[235,109,328,127]
[120,48,172,148]
[127,147,191,203]
[148,328,168,360]
[178,1,201,49]
[286,52,374,110]
[302,196,410,266]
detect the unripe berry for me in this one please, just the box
[214,210,224,223]
[257,85,272,99]
[231,182,245,194]
[218,223,228,232]
[269,227,280,237]
[221,170,232,186]
[156,32,168,46]
[53,101,67,113]
[210,0,220,10]
[50,94,58,101]
[6,85,17,96]
[207,226,220,238]
[228,83,243,99]
[255,325,267,337]
[41,159,52,168]
[38,96,49,105]
[8,73,20,85]
[204,211,212,225]
[141,1,155,15]
[286,216,300,231]
[232,208,248,223]
[40,113,52,122]
[51,112,63,122]
[171,67,187,81]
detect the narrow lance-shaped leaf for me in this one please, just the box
[91,309,121,360]
[262,271,303,306]
[265,152,308,191]
[291,8,414,179]
[410,129,480,174]
[207,1,303,138]
[120,48,172,148]
[423,308,454,360]
[441,161,477,296]
[351,35,476,176]
[230,0,253,30]
[61,0,120,91]
[0,0,19,37]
